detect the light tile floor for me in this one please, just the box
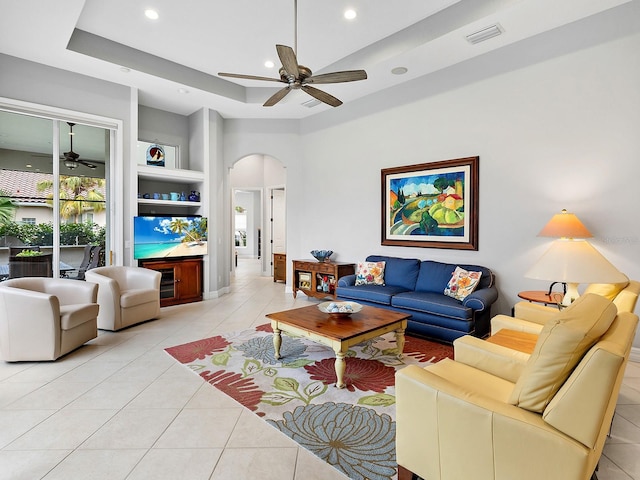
[1,260,640,480]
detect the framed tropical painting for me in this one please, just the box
[381,156,479,250]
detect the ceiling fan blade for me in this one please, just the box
[301,85,342,107]
[305,70,368,84]
[80,160,97,169]
[276,45,299,78]
[264,87,292,107]
[218,72,285,83]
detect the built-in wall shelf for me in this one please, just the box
[137,165,204,183]
[136,165,205,215]
[137,198,201,207]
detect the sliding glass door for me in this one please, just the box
[0,110,109,280]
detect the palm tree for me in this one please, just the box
[37,176,106,222]
[169,217,204,244]
[0,189,18,226]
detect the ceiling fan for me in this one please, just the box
[63,122,97,170]
[218,0,367,107]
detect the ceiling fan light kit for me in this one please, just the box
[218,0,367,107]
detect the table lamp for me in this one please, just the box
[525,210,627,306]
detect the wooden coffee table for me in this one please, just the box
[266,304,409,388]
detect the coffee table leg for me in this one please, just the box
[273,328,282,360]
[395,328,405,359]
[334,350,346,389]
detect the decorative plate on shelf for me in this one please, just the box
[317,301,362,317]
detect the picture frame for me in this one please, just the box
[137,140,179,169]
[381,156,479,250]
[298,272,312,290]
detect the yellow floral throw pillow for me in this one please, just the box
[355,261,386,286]
[444,266,482,300]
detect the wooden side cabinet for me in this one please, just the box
[292,259,355,300]
[140,257,203,307]
[273,253,286,283]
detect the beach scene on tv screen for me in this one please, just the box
[134,216,208,259]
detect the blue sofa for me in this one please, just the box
[336,255,498,343]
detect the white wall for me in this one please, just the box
[223,8,640,343]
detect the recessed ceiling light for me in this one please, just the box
[344,9,357,20]
[391,67,408,75]
[145,9,159,20]
[264,60,275,69]
[120,66,130,73]
[25,164,32,168]
[177,88,189,94]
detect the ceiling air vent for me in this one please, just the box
[466,24,503,45]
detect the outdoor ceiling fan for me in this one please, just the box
[63,122,97,170]
[218,0,367,107]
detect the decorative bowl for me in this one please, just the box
[318,301,362,317]
[311,249,333,262]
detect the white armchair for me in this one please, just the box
[0,277,99,361]
[85,266,161,331]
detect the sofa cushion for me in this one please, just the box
[391,291,473,320]
[366,255,420,291]
[444,266,482,301]
[509,294,617,413]
[415,261,456,293]
[355,261,386,286]
[416,260,494,293]
[120,289,158,308]
[336,284,410,306]
[60,303,99,330]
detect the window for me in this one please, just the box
[21,218,36,225]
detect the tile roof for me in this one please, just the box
[0,169,106,205]
[0,169,52,204]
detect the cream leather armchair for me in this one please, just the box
[0,277,98,361]
[396,294,638,480]
[85,266,161,331]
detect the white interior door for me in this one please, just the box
[271,188,285,255]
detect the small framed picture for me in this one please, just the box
[137,140,179,169]
[298,272,311,290]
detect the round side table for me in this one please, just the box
[517,290,563,306]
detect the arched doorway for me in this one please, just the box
[229,154,286,279]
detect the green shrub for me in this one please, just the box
[0,221,104,247]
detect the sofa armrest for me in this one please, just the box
[491,314,545,336]
[453,335,529,383]
[338,274,356,287]
[0,287,60,361]
[463,285,498,311]
[513,301,559,324]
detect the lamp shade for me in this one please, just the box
[526,238,627,306]
[538,209,592,239]
[526,239,627,285]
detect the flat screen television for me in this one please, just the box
[133,216,208,260]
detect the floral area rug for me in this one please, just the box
[165,324,452,480]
